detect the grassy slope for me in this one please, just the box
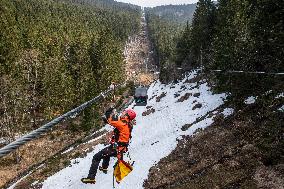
[144,78,284,189]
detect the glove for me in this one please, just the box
[104,107,114,120]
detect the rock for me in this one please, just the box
[149,95,157,101]
[192,103,202,110]
[177,93,192,102]
[142,108,155,116]
[180,85,187,90]
[193,92,201,97]
[182,123,194,131]
[156,92,166,102]
[174,93,180,98]
[146,106,152,109]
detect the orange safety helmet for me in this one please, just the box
[123,109,136,120]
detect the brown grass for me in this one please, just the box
[0,128,84,188]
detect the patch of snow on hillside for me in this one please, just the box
[276,93,284,99]
[222,108,234,117]
[42,70,226,189]
[244,96,257,104]
[61,147,74,154]
[278,105,284,112]
[181,116,215,137]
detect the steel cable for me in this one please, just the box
[209,69,284,75]
[0,83,126,158]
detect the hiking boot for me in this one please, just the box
[99,166,108,174]
[81,178,96,184]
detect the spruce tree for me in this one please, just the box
[190,0,216,68]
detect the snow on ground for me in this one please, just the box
[222,108,234,118]
[276,93,284,99]
[278,105,284,112]
[61,147,75,155]
[42,70,226,189]
[85,134,106,144]
[244,96,257,104]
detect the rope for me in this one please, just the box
[126,151,135,166]
[0,83,126,158]
[113,170,115,189]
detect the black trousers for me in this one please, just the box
[88,145,117,179]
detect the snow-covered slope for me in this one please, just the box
[42,71,226,189]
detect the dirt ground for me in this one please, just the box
[143,89,284,189]
[124,15,158,86]
[0,125,85,188]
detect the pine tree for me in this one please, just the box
[247,0,283,72]
[190,0,216,68]
[175,21,191,67]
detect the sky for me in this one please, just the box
[115,0,198,7]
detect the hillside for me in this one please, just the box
[7,70,228,189]
[147,4,197,24]
[144,79,284,189]
[8,69,283,189]
[6,72,283,189]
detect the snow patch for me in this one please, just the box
[276,93,284,99]
[222,108,234,117]
[37,163,45,170]
[278,105,284,112]
[244,96,257,104]
[181,117,215,137]
[61,147,74,154]
[31,180,39,186]
[265,90,273,95]
[86,135,104,144]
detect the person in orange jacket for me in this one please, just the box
[81,108,136,184]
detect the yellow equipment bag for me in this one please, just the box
[113,160,133,183]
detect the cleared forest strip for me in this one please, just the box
[124,14,158,86]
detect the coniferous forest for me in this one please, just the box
[0,0,141,137]
[145,6,194,83]
[146,0,283,98]
[148,4,197,24]
[143,2,283,188]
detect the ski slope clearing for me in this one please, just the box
[41,71,226,189]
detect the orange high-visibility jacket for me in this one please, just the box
[108,116,131,144]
